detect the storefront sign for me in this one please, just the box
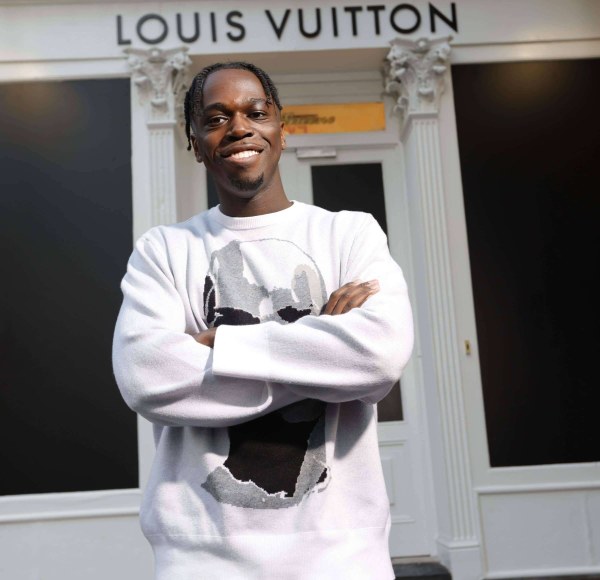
[282,103,386,135]
[116,3,458,46]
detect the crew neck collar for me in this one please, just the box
[210,201,301,230]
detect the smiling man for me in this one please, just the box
[113,62,413,579]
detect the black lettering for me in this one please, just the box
[176,13,200,43]
[298,8,321,39]
[390,4,421,34]
[367,5,385,35]
[344,6,363,36]
[210,12,217,42]
[429,2,458,33]
[265,9,291,40]
[331,7,339,37]
[226,11,246,41]
[136,14,168,45]
[116,15,132,46]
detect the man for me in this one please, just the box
[113,62,413,579]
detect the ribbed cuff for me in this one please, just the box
[212,323,272,381]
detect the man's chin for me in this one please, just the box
[228,174,264,193]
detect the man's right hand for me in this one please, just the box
[193,327,217,348]
[322,280,380,316]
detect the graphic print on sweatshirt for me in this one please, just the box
[201,238,331,509]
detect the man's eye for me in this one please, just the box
[249,111,267,120]
[206,116,227,127]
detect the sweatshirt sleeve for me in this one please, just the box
[112,233,302,428]
[212,214,414,404]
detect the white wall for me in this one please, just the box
[0,515,153,580]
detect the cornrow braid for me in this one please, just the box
[184,61,283,152]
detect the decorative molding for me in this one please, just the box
[0,488,141,524]
[392,515,417,524]
[148,126,178,226]
[384,36,452,129]
[412,117,478,543]
[476,481,600,495]
[125,46,191,123]
[387,37,483,579]
[485,565,600,580]
[125,47,189,229]
[0,506,140,524]
[437,537,481,550]
[390,38,480,560]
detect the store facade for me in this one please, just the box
[1,1,599,579]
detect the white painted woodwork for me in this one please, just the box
[387,37,482,579]
[127,46,191,235]
[1,0,600,62]
[479,487,600,577]
[0,514,153,580]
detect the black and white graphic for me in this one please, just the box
[203,238,327,326]
[201,239,331,509]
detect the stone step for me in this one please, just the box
[491,576,600,580]
[393,560,451,580]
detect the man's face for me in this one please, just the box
[190,68,286,200]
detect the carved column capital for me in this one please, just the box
[384,36,452,128]
[125,46,192,123]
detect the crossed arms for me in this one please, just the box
[193,279,380,348]
[112,215,413,428]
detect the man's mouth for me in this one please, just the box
[228,150,259,160]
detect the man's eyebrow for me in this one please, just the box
[201,102,227,113]
[248,97,270,105]
[202,97,271,113]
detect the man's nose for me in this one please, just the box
[227,113,253,139]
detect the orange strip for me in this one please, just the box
[282,102,385,135]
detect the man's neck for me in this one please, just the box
[217,185,292,218]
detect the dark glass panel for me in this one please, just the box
[311,162,388,233]
[452,59,600,466]
[377,382,404,422]
[0,79,137,494]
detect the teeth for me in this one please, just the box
[229,150,259,159]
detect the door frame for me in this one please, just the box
[279,143,438,558]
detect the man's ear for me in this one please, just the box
[280,123,287,150]
[190,134,203,164]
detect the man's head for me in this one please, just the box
[184,62,287,211]
[184,62,282,151]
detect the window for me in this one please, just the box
[453,59,600,466]
[0,79,137,494]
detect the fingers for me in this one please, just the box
[323,279,380,316]
[193,327,217,348]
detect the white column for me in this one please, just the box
[125,46,191,488]
[385,37,483,580]
[126,46,191,235]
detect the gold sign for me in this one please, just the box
[282,102,385,135]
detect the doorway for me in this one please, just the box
[279,144,433,557]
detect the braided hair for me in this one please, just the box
[184,61,283,151]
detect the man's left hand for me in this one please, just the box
[323,280,380,316]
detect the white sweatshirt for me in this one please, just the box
[113,201,413,580]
